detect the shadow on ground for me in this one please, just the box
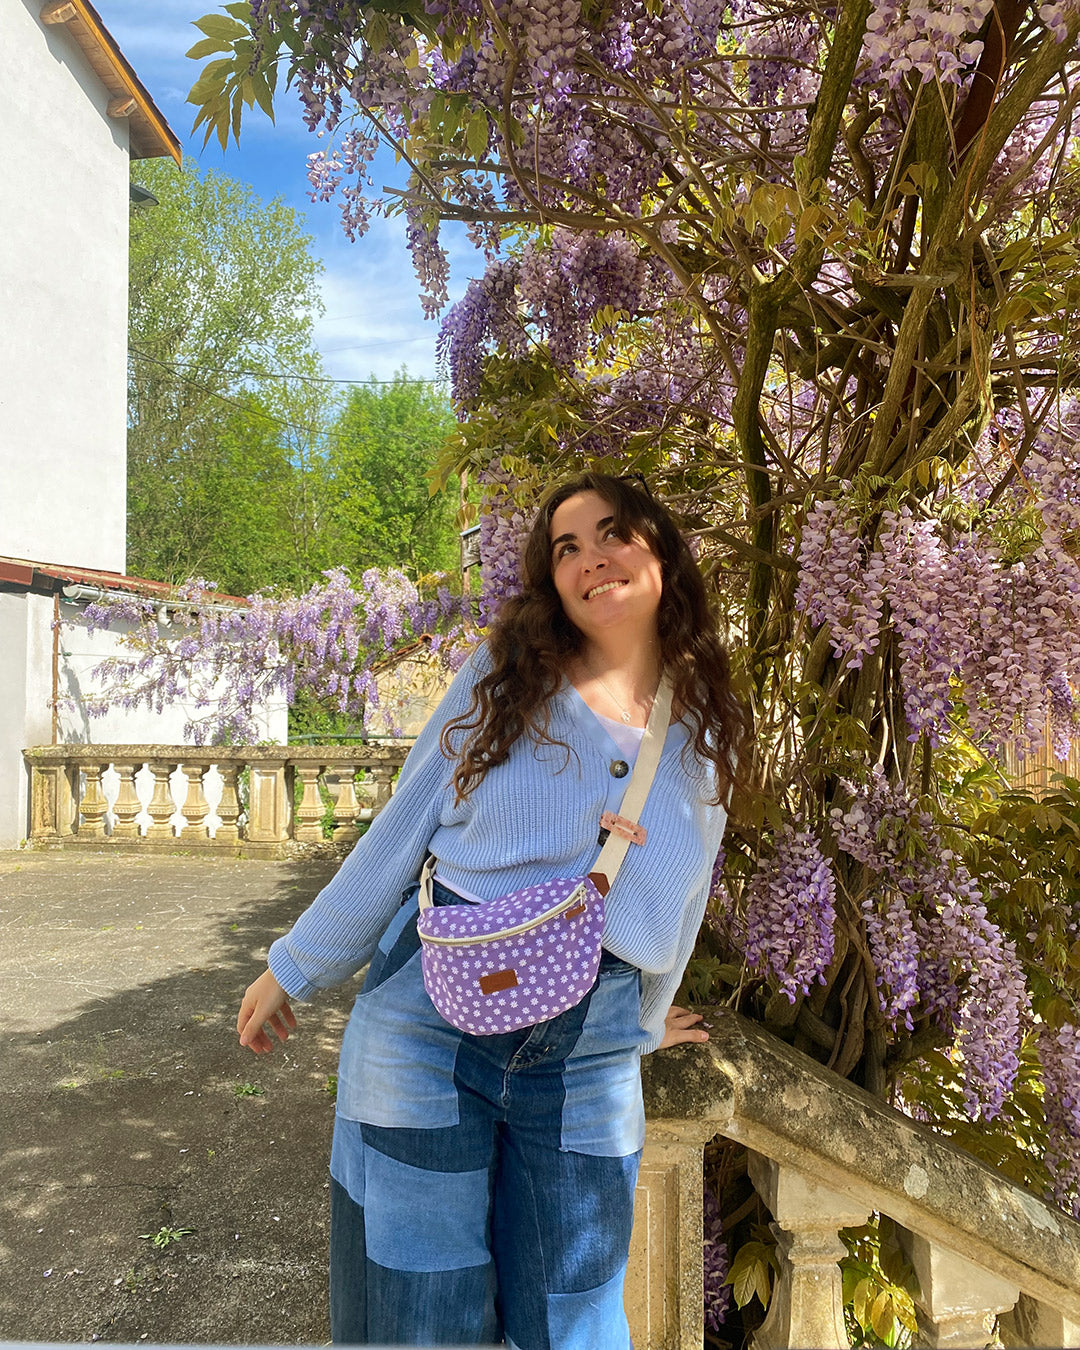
[0,851,358,1344]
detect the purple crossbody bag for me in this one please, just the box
[416,676,674,1035]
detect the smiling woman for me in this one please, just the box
[236,471,747,1348]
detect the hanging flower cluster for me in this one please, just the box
[744,823,838,1002]
[1039,1023,1080,1218]
[78,569,471,743]
[794,448,1080,760]
[476,463,532,625]
[832,769,1027,1119]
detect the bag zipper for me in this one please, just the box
[419,881,590,946]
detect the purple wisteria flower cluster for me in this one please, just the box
[76,569,471,743]
[794,453,1080,760]
[833,768,1027,1119]
[1039,1023,1080,1218]
[795,496,886,668]
[744,823,837,1003]
[477,463,532,626]
[703,1180,732,1332]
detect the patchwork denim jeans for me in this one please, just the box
[329,883,647,1348]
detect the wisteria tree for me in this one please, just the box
[177,0,1080,1231]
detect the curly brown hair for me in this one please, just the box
[442,472,747,802]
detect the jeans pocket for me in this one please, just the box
[337,945,463,1129]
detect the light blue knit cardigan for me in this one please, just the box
[268,646,727,1052]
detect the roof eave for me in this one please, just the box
[41,0,183,165]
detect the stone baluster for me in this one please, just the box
[370,763,396,816]
[145,761,179,840]
[1000,1291,1080,1348]
[329,764,361,844]
[355,773,377,824]
[28,762,77,845]
[110,762,143,840]
[294,764,327,843]
[625,1124,718,1350]
[77,763,109,839]
[215,763,243,844]
[179,763,210,841]
[748,1152,870,1350]
[897,1231,1020,1349]
[246,759,290,847]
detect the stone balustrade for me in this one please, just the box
[22,744,409,857]
[630,1011,1080,1350]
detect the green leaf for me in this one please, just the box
[466,109,490,160]
[871,1288,895,1341]
[250,69,276,121]
[725,1242,774,1310]
[187,58,236,106]
[185,36,231,60]
[192,13,248,40]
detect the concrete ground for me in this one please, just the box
[0,850,357,1345]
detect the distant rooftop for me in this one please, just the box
[0,554,245,606]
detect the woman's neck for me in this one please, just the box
[571,633,662,727]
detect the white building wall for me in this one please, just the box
[0,594,33,848]
[0,0,130,574]
[55,599,287,746]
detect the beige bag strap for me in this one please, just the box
[588,672,672,894]
[418,673,673,912]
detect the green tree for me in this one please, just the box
[126,157,333,590]
[325,372,460,576]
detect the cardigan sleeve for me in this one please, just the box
[267,649,483,999]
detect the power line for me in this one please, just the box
[127,348,455,449]
[129,346,446,389]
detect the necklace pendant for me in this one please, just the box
[620,710,631,724]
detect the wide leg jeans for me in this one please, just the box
[328,883,647,1349]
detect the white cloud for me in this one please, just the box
[313,212,481,385]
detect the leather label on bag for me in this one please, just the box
[563,901,587,919]
[479,968,518,995]
[599,811,647,846]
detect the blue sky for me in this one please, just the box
[94,0,474,384]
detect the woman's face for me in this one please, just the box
[548,490,663,643]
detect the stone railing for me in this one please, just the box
[630,1011,1080,1350]
[22,744,409,857]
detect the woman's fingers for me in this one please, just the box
[659,1004,710,1049]
[237,968,293,1053]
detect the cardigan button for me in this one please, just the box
[610,759,630,778]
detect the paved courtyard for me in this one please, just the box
[0,849,356,1344]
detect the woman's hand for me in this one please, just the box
[658,1004,709,1049]
[237,968,297,1054]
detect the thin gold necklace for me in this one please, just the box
[588,661,657,725]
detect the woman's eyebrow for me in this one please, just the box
[550,517,616,553]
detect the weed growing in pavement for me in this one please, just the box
[139,1226,195,1250]
[234,1082,264,1097]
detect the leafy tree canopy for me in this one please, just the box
[324,371,461,577]
[127,157,332,591]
